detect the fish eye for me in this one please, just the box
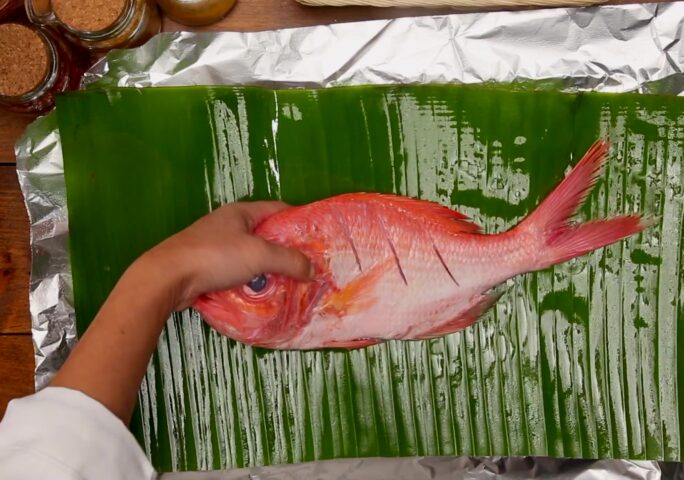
[246,274,268,293]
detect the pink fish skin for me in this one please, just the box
[194,140,651,349]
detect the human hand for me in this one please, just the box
[51,201,311,423]
[140,201,313,311]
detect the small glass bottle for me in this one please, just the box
[26,0,162,52]
[0,23,85,114]
[157,0,237,26]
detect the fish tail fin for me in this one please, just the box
[518,139,652,269]
[537,216,652,268]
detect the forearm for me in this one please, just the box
[50,255,180,424]
[47,202,310,425]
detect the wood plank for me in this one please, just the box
[0,111,32,164]
[0,165,31,334]
[163,0,457,32]
[0,335,34,419]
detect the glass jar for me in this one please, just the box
[26,0,161,52]
[157,0,237,26]
[0,23,85,114]
[0,0,23,21]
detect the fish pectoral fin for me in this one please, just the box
[322,338,380,349]
[415,290,504,340]
[317,258,392,318]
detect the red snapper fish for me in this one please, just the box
[194,140,650,349]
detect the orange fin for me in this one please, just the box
[375,193,481,234]
[415,290,504,340]
[317,258,392,318]
[334,193,481,234]
[322,338,380,349]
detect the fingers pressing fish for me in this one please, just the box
[194,140,653,349]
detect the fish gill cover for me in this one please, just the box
[55,84,684,471]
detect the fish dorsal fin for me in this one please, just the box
[343,193,481,234]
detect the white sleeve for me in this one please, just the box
[0,386,156,480]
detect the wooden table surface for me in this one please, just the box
[0,0,661,418]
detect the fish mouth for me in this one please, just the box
[193,293,240,337]
[193,292,272,344]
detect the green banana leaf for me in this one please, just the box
[55,84,684,471]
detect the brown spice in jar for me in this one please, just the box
[53,0,127,32]
[0,24,49,97]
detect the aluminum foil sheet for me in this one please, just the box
[14,1,684,477]
[15,113,75,390]
[81,2,684,93]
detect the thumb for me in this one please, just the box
[253,238,313,281]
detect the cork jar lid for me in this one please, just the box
[0,24,49,97]
[53,0,127,32]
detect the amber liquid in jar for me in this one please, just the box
[0,23,84,114]
[157,0,237,26]
[26,0,161,52]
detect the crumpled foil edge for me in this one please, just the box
[15,113,75,390]
[81,3,684,94]
[14,2,684,477]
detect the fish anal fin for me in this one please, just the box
[322,338,380,349]
[415,290,504,340]
[317,258,392,318]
